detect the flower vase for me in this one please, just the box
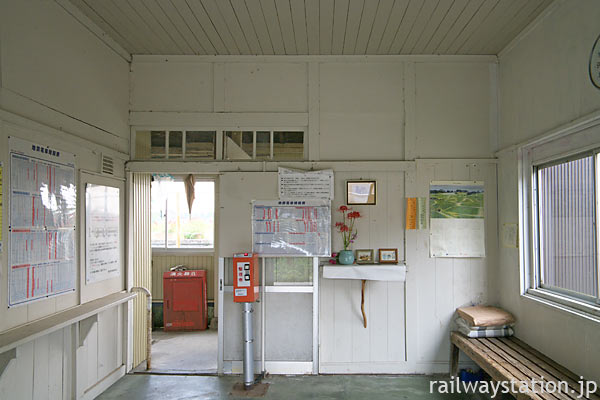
[338,250,355,265]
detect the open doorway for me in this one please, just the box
[139,176,218,374]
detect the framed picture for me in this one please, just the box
[355,249,374,264]
[378,248,398,264]
[347,180,376,205]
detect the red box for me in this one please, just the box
[163,270,207,331]
[233,253,259,303]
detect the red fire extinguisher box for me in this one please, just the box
[163,270,207,331]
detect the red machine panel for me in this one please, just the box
[163,270,207,331]
[233,253,259,303]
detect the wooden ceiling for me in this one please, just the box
[68,0,554,56]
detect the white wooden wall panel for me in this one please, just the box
[319,171,406,372]
[0,0,130,152]
[223,63,308,112]
[130,61,214,112]
[497,0,600,384]
[319,63,404,160]
[413,62,491,158]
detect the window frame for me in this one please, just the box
[131,126,307,161]
[519,118,600,319]
[151,176,216,254]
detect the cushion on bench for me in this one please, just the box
[457,305,515,327]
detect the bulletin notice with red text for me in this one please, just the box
[252,199,331,257]
[8,137,76,306]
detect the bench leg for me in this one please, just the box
[450,342,459,377]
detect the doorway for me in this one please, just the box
[139,176,218,374]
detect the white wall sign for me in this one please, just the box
[278,167,334,200]
[429,181,485,258]
[252,199,331,256]
[85,184,121,283]
[8,137,77,306]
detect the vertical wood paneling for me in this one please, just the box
[132,173,152,368]
[320,172,407,370]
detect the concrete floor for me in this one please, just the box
[136,329,218,374]
[97,374,505,400]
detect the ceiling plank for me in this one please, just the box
[434,0,483,54]
[411,0,454,54]
[200,0,242,54]
[343,0,365,54]
[129,0,190,54]
[365,0,395,54]
[159,0,209,54]
[145,0,197,53]
[305,0,320,54]
[249,0,278,54]
[401,0,441,54]
[185,0,230,54]
[353,0,380,54]
[290,0,309,54]
[319,0,335,55]
[170,0,218,54]
[377,0,411,54]
[462,0,521,54]
[488,0,551,54]
[421,0,469,54]
[227,0,263,54]
[114,0,172,54]
[70,0,137,53]
[331,0,350,55]
[274,0,297,54]
[447,0,502,54]
[388,0,425,54]
[214,0,253,54]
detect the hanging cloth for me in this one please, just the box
[184,174,195,216]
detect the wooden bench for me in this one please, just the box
[450,332,600,400]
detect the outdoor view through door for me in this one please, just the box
[145,178,217,374]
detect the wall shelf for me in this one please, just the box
[322,264,406,282]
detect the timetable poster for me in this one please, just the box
[8,137,76,306]
[252,199,331,256]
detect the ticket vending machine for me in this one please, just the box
[233,253,259,389]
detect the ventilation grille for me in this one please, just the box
[101,154,114,176]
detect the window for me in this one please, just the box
[135,130,216,160]
[528,148,600,307]
[224,130,305,160]
[151,179,215,250]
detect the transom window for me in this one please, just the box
[224,130,304,160]
[136,130,216,159]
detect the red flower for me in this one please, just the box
[339,225,349,232]
[338,205,349,212]
[347,211,361,219]
[335,222,344,227]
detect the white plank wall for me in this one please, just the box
[406,160,497,372]
[319,171,406,373]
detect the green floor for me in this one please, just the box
[97,374,506,400]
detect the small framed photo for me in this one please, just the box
[347,180,376,205]
[355,249,374,264]
[378,248,398,264]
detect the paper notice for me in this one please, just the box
[406,198,417,230]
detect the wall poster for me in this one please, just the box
[278,167,334,200]
[8,137,76,306]
[429,181,485,258]
[252,199,331,256]
[86,184,121,283]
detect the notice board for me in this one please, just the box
[8,137,76,306]
[86,184,121,283]
[252,200,331,256]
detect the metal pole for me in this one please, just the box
[242,302,254,389]
[261,257,266,374]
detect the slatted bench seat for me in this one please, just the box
[450,332,600,400]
